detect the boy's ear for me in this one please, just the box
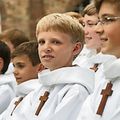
[73,42,83,56]
[0,57,4,73]
[38,63,45,72]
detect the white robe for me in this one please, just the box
[0,66,94,120]
[0,74,16,114]
[4,62,17,92]
[73,45,97,67]
[74,53,116,88]
[15,79,40,97]
[87,53,116,86]
[5,63,14,75]
[0,78,40,118]
[77,58,120,120]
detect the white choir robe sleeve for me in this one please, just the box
[47,84,89,120]
[0,85,15,114]
[0,96,25,120]
[76,95,98,120]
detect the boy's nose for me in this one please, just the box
[45,47,52,53]
[95,22,104,35]
[84,27,89,35]
[13,68,19,75]
[44,44,52,53]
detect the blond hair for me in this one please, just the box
[36,13,84,45]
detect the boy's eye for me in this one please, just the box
[38,39,45,45]
[18,64,25,68]
[99,16,120,25]
[52,40,62,44]
[88,23,97,27]
[14,64,25,69]
[84,22,97,27]
[103,16,115,23]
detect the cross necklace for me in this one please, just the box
[96,82,113,115]
[35,91,50,116]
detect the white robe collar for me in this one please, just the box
[38,66,94,93]
[5,62,14,75]
[79,45,97,58]
[15,79,40,97]
[0,73,16,89]
[88,53,117,64]
[103,58,120,82]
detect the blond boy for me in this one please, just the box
[0,13,94,120]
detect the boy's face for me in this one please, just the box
[37,31,81,71]
[83,14,102,50]
[95,1,120,57]
[13,55,40,84]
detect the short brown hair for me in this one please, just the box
[64,11,83,25]
[94,0,120,12]
[0,28,30,48]
[11,41,40,66]
[64,11,82,20]
[82,2,97,16]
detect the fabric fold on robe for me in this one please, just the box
[77,58,120,120]
[0,66,94,120]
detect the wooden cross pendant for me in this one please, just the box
[90,63,99,72]
[96,82,113,115]
[35,91,49,116]
[11,97,23,116]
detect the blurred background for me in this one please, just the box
[0,0,91,40]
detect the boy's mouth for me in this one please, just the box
[100,37,108,42]
[42,55,54,60]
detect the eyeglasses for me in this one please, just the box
[98,16,120,25]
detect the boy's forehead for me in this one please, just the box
[13,54,29,61]
[98,1,119,16]
[99,0,120,11]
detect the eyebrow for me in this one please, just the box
[38,38,44,41]
[100,13,116,18]
[14,62,25,66]
[13,62,25,67]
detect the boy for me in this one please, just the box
[0,41,44,117]
[0,28,30,75]
[74,2,115,86]
[0,13,94,120]
[0,41,15,114]
[77,0,120,120]
[73,3,116,88]
[11,41,44,96]
[73,3,102,68]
